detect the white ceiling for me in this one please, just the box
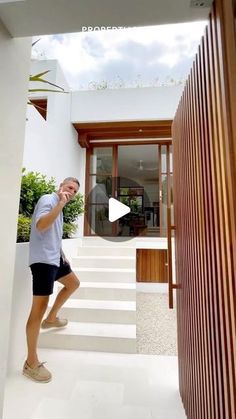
[0,0,210,37]
[118,144,159,181]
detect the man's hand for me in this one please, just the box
[36,190,71,232]
[58,188,72,206]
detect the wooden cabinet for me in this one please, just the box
[136,249,168,283]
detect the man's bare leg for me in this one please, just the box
[26,295,49,367]
[45,272,80,322]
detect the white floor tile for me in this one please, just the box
[70,380,124,405]
[4,349,186,419]
[91,405,151,419]
[31,398,93,419]
[151,400,186,419]
[65,363,148,386]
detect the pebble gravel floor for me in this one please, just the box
[136,293,178,355]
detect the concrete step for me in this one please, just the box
[58,281,136,301]
[72,255,136,269]
[78,246,135,257]
[50,298,136,324]
[32,398,151,419]
[81,237,167,246]
[82,237,137,247]
[74,267,136,283]
[38,321,136,353]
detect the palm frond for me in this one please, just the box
[28,88,67,93]
[30,73,65,92]
[32,39,41,47]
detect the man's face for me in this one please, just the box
[61,181,79,200]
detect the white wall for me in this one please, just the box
[7,244,32,373]
[24,60,85,236]
[143,183,159,204]
[71,85,183,123]
[0,22,31,419]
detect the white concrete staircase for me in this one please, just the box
[38,239,137,353]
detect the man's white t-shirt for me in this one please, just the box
[29,192,63,267]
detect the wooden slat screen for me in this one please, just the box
[172,1,236,418]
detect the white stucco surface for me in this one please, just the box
[0,22,31,419]
[71,85,184,123]
[24,60,86,236]
[0,0,209,37]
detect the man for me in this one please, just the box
[23,177,80,383]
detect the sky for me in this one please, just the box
[32,21,207,91]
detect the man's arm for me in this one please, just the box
[36,189,71,232]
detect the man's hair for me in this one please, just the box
[62,177,80,188]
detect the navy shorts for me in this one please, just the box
[30,257,72,296]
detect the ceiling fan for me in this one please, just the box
[136,159,158,171]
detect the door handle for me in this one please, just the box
[167,205,176,309]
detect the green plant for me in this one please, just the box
[28,40,68,113]
[62,222,77,239]
[130,197,139,213]
[63,193,84,224]
[120,195,140,213]
[17,215,31,242]
[17,169,84,242]
[29,70,66,94]
[19,168,56,217]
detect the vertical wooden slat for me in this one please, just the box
[84,147,92,236]
[210,6,228,418]
[167,144,174,308]
[213,2,236,416]
[112,145,118,236]
[172,0,236,418]
[205,20,224,419]
[193,56,206,419]
[198,34,215,419]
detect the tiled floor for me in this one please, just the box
[3,349,186,419]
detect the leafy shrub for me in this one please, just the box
[63,193,84,223]
[62,222,77,239]
[17,215,31,242]
[19,168,56,217]
[17,169,84,242]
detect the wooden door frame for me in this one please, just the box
[159,144,172,237]
[77,121,172,237]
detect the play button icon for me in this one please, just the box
[85,176,151,241]
[108,198,130,222]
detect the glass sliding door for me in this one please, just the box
[159,144,173,236]
[159,145,167,236]
[85,142,172,237]
[87,147,113,236]
[118,144,159,237]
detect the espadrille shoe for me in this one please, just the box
[23,361,52,383]
[41,317,68,329]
